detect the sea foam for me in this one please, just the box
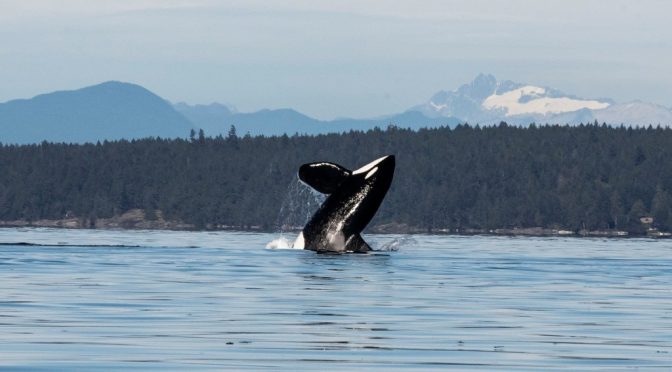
[265,236,299,249]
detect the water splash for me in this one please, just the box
[267,177,325,249]
[374,235,417,252]
[265,236,296,249]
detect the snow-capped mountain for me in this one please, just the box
[481,85,609,117]
[411,74,672,126]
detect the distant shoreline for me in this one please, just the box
[2,216,670,239]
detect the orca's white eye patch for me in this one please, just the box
[353,156,387,175]
[365,167,378,179]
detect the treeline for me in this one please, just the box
[1,123,672,234]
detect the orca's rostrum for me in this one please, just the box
[293,155,395,253]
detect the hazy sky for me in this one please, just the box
[1,0,670,119]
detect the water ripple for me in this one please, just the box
[0,228,670,370]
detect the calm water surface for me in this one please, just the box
[0,228,670,370]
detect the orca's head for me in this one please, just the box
[350,155,395,188]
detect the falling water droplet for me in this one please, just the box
[267,176,325,248]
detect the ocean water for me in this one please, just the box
[0,228,670,370]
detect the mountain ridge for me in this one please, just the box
[172,103,459,137]
[2,75,671,144]
[0,81,193,144]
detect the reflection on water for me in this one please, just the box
[0,228,671,370]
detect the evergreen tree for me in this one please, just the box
[651,186,671,229]
[1,124,672,234]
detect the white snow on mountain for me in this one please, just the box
[482,85,610,116]
[410,74,671,126]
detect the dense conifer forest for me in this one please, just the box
[1,123,672,235]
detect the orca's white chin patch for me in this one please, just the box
[352,156,388,175]
[293,232,305,249]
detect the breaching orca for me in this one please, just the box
[293,155,395,253]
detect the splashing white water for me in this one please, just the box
[265,236,301,250]
[375,236,417,252]
[274,177,325,233]
[267,177,325,249]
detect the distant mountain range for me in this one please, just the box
[172,103,457,138]
[1,74,671,143]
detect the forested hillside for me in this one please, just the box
[1,123,671,234]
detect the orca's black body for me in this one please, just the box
[293,155,395,253]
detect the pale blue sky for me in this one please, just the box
[0,0,670,119]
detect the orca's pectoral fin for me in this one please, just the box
[299,162,351,194]
[345,234,372,253]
